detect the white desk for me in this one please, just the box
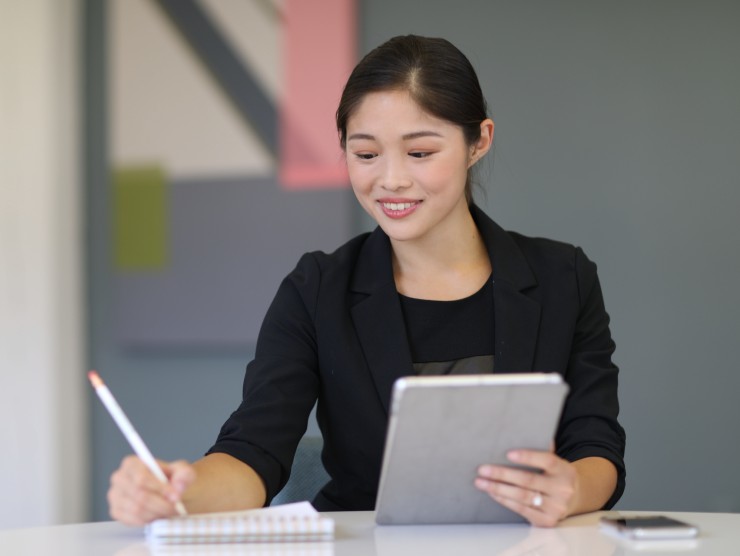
[1,511,739,555]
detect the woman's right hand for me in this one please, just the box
[108,455,196,526]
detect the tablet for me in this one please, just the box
[375,373,568,525]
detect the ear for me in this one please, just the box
[468,118,494,167]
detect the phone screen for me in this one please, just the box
[616,516,693,529]
[600,515,699,540]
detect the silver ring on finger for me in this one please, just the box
[531,491,544,509]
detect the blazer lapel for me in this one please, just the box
[492,280,540,372]
[472,206,541,373]
[349,229,414,414]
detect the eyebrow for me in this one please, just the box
[347,130,444,142]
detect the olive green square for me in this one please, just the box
[113,166,168,270]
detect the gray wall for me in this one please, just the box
[88,1,740,519]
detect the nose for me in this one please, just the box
[379,154,411,191]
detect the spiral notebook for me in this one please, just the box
[146,502,334,545]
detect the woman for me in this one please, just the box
[108,35,625,528]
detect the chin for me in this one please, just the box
[377,222,425,243]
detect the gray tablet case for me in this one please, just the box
[375,373,569,525]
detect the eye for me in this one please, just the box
[409,151,433,159]
[354,152,377,160]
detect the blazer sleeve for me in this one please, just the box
[555,247,626,509]
[206,253,322,503]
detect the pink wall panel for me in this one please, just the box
[280,0,356,189]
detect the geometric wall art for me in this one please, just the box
[110,0,357,349]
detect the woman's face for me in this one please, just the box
[345,90,478,245]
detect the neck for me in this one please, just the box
[390,206,491,300]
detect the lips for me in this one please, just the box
[378,200,420,219]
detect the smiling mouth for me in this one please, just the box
[381,201,416,211]
[377,200,421,219]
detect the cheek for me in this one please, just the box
[347,163,373,193]
[348,178,376,217]
[417,158,467,192]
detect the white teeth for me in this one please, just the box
[383,202,414,211]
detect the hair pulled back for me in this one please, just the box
[336,35,489,200]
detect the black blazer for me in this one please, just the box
[209,205,626,511]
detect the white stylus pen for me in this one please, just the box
[88,370,187,516]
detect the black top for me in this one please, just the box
[399,278,495,375]
[208,205,626,511]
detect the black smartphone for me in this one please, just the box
[599,515,699,540]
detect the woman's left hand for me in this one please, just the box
[474,448,578,528]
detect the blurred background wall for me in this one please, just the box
[0,0,86,528]
[1,0,738,527]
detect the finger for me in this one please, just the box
[110,457,181,525]
[475,472,570,526]
[162,459,196,496]
[507,449,562,473]
[122,456,183,500]
[121,456,167,488]
[124,457,191,493]
[474,478,559,528]
[492,492,560,528]
[109,483,177,526]
[475,475,544,508]
[508,451,578,505]
[108,470,175,526]
[477,464,548,493]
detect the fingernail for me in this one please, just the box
[478,465,491,475]
[508,450,521,462]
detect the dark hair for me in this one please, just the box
[336,35,489,201]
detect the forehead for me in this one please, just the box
[347,90,455,133]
